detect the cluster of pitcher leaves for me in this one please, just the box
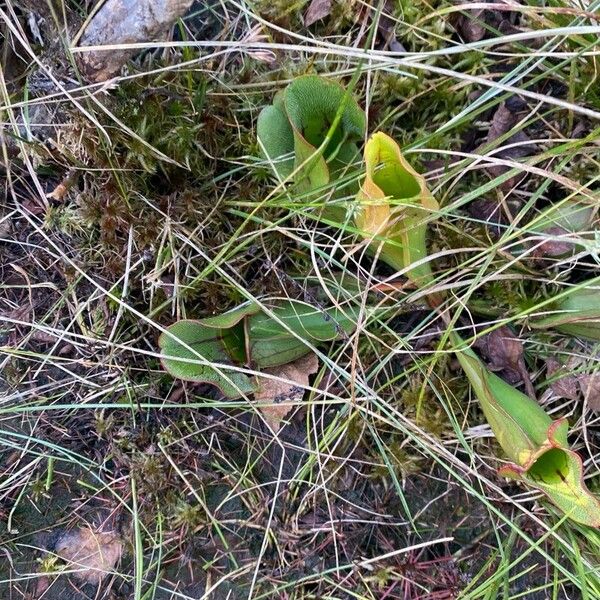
[160,75,600,527]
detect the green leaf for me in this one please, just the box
[453,332,600,527]
[256,105,294,180]
[159,300,357,396]
[355,132,439,287]
[453,335,552,465]
[257,75,366,192]
[200,301,260,329]
[248,300,355,368]
[530,280,600,341]
[159,320,256,399]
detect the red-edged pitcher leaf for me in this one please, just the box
[524,447,600,528]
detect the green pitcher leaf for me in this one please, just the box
[453,332,600,527]
[530,280,600,341]
[256,104,295,180]
[452,334,552,465]
[160,300,357,396]
[285,75,365,190]
[257,75,366,193]
[355,132,439,287]
[159,320,256,399]
[200,301,260,329]
[248,300,356,368]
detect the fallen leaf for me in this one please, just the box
[46,182,67,201]
[468,198,506,236]
[377,1,406,52]
[304,0,332,26]
[487,101,520,144]
[454,7,486,42]
[546,357,600,410]
[35,574,50,597]
[254,353,319,431]
[53,528,122,584]
[529,200,596,259]
[579,373,600,411]
[530,226,574,259]
[452,2,519,42]
[46,170,78,201]
[546,357,580,401]
[485,98,538,191]
[474,326,536,399]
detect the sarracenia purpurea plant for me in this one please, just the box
[160,74,600,527]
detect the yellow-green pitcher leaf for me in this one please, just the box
[355,132,438,287]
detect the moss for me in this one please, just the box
[168,499,207,532]
[370,440,422,481]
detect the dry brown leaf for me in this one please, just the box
[454,7,486,42]
[579,373,600,412]
[254,353,319,431]
[531,226,574,259]
[452,2,519,42]
[474,326,536,398]
[53,528,122,584]
[377,0,406,52]
[467,198,506,236]
[46,170,78,202]
[485,98,537,191]
[46,182,68,201]
[545,357,600,410]
[304,0,332,26]
[78,0,194,82]
[546,357,580,401]
[487,102,518,145]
